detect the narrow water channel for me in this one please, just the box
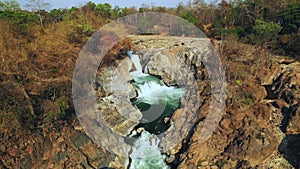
[128,54,186,168]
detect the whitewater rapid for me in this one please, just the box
[128,54,185,169]
[129,131,170,169]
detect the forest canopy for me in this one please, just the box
[0,0,299,55]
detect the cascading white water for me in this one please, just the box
[129,54,185,106]
[134,76,185,103]
[128,54,185,168]
[130,54,144,78]
[129,131,170,169]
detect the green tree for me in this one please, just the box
[0,10,38,37]
[0,0,20,11]
[181,11,196,24]
[50,8,68,22]
[176,2,185,15]
[252,19,282,47]
[278,3,300,34]
[67,22,95,43]
[80,1,96,14]
[95,3,112,18]
[139,3,151,13]
[111,5,121,19]
[121,7,137,16]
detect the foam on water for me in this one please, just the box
[129,131,170,169]
[130,54,143,78]
[134,76,185,105]
[128,54,185,168]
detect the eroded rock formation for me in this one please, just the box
[1,36,299,169]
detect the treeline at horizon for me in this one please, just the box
[0,0,299,56]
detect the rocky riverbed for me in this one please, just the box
[1,35,299,169]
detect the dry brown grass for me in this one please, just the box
[0,20,78,133]
[0,16,135,135]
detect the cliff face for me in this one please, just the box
[95,35,299,168]
[130,36,300,169]
[1,36,299,169]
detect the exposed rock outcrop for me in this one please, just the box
[131,36,299,169]
[1,36,299,169]
[0,122,115,169]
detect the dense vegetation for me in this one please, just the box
[0,0,299,136]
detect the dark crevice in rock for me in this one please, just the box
[280,107,290,133]
[278,61,296,65]
[78,148,96,169]
[86,158,96,169]
[192,64,198,80]
[170,115,203,168]
[280,105,297,133]
[279,134,300,168]
[63,156,70,169]
[169,98,208,168]
[133,113,172,135]
[0,159,9,169]
[272,73,285,94]
[235,160,251,169]
[80,163,87,169]
[273,74,292,100]
[263,85,277,100]
[223,129,246,153]
[127,157,132,169]
[124,133,138,145]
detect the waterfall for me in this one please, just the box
[129,131,170,169]
[130,54,143,78]
[128,53,186,168]
[133,77,186,105]
[129,54,185,106]
[132,75,186,125]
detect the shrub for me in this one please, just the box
[67,23,95,43]
[252,19,282,48]
[0,10,38,38]
[215,159,227,168]
[287,34,300,58]
[219,27,244,40]
[42,96,69,122]
[278,3,300,34]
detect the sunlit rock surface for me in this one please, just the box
[2,36,299,169]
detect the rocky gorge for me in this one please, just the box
[1,35,299,169]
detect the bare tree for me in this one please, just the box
[25,0,50,32]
